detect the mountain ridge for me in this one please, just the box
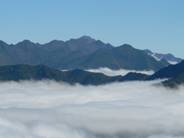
[0,64,122,85]
[0,36,171,71]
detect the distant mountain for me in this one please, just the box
[0,36,112,69]
[144,49,182,64]
[0,36,168,71]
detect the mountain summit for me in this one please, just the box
[78,35,96,43]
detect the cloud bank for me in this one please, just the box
[86,68,154,76]
[0,80,184,138]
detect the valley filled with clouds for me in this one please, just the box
[0,80,183,138]
[0,0,183,137]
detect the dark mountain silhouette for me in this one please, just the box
[0,36,168,71]
[148,61,184,80]
[0,64,150,85]
[119,72,149,81]
[0,64,123,85]
[0,61,183,87]
[144,60,184,87]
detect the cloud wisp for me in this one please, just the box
[0,80,183,138]
[86,68,154,76]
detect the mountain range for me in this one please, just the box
[0,61,183,87]
[0,36,173,71]
[0,36,183,87]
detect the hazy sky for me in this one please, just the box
[0,0,184,57]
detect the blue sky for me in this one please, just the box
[0,0,184,57]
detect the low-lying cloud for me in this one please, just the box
[86,68,154,76]
[0,80,184,138]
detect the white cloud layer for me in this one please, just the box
[0,80,183,138]
[86,68,154,76]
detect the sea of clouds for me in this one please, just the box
[0,80,184,138]
[86,68,154,76]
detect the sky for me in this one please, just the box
[0,0,184,58]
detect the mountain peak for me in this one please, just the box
[46,40,65,46]
[79,35,94,40]
[122,43,133,47]
[118,44,135,50]
[76,35,96,43]
[17,40,35,45]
